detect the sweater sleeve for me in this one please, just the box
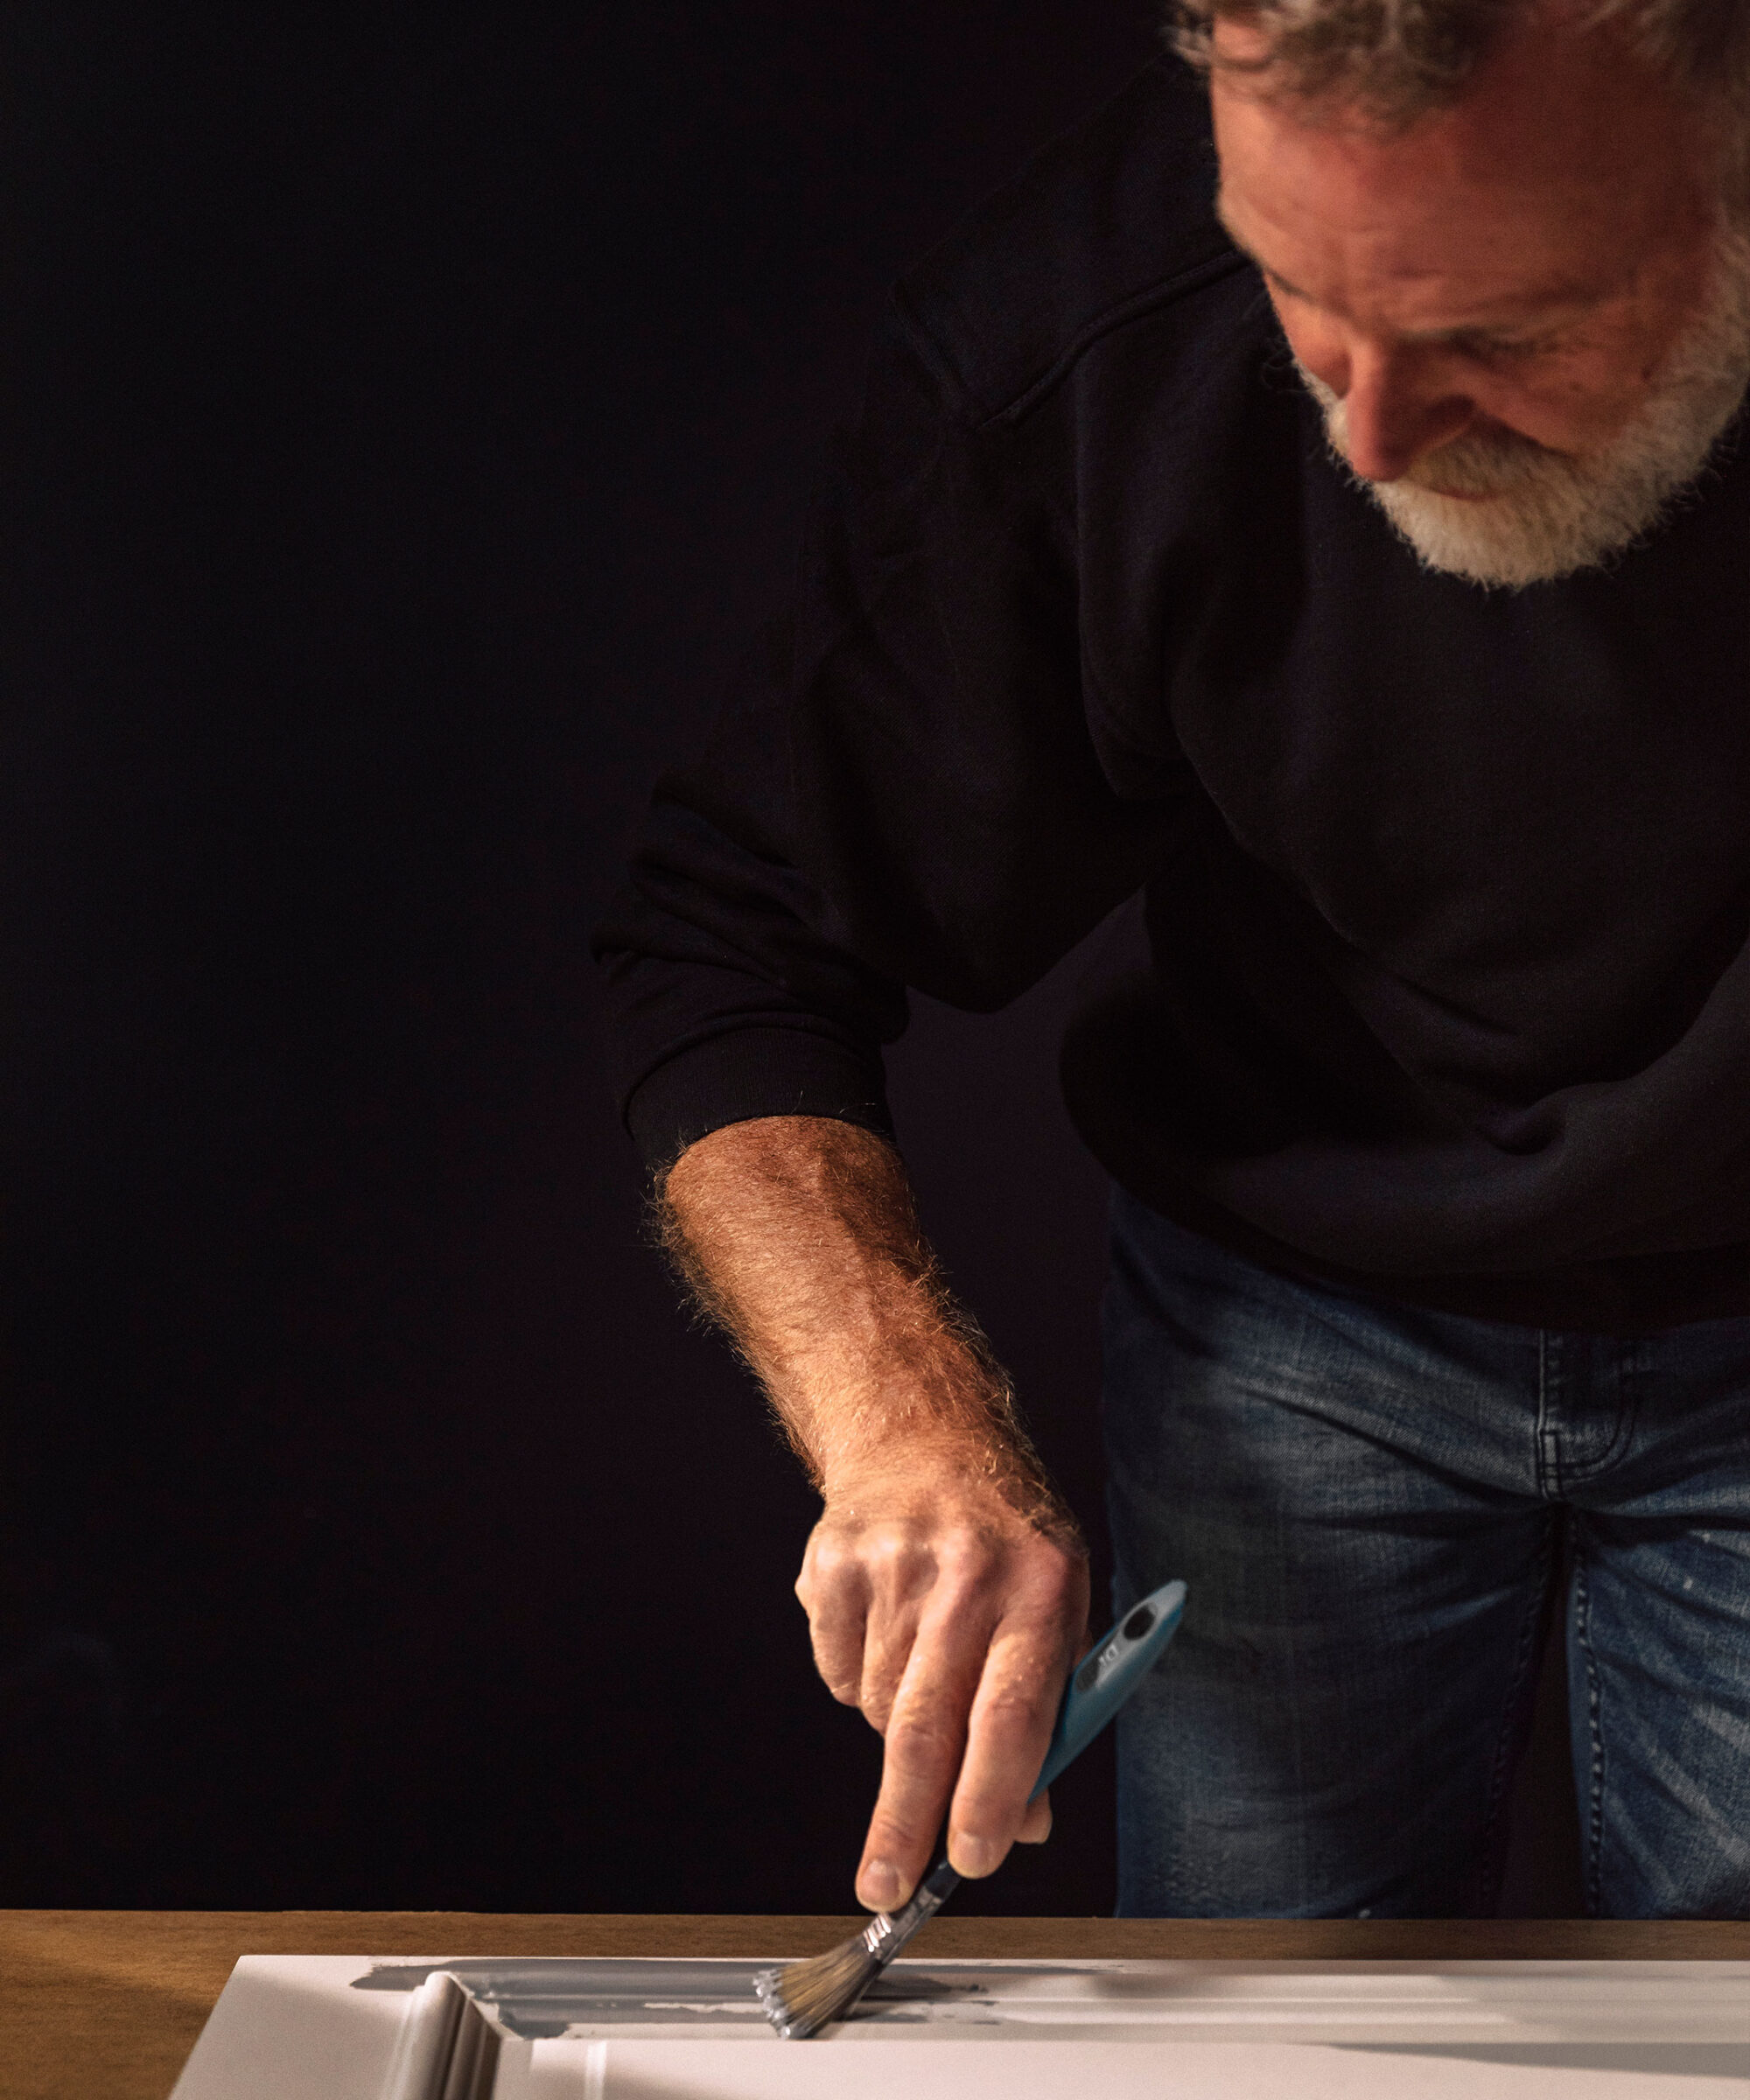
[592,294,1169,1173]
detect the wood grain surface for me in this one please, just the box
[3,1909,1746,2100]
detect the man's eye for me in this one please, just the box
[1457,332,1550,361]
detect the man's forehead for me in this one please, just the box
[1213,177,1626,332]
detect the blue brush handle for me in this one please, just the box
[890,1580,1189,1928]
[1030,1576,1187,1799]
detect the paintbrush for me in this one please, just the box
[753,1574,1187,2039]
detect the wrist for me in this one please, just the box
[774,1313,1006,1472]
[818,1422,1085,1552]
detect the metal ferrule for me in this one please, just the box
[865,1872,950,1965]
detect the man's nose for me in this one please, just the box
[1331,340,1476,482]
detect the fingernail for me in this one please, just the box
[858,1858,902,1911]
[951,1832,1001,1879]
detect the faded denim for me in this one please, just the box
[1103,1189,1750,1919]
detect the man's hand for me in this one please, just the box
[660,1114,1088,1910]
[801,1445,1088,1910]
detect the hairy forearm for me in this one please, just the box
[660,1112,1088,1904]
[658,1115,1071,1528]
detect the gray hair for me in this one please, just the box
[1166,1,1750,128]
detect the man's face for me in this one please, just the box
[1210,12,1750,584]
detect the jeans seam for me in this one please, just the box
[1476,1513,1558,1913]
[1559,1335,1642,1486]
[1572,1539,1608,1916]
[1536,1329,1559,1500]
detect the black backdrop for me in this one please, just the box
[0,0,1580,1918]
[0,0,1165,1915]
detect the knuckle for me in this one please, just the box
[979,1684,1045,1723]
[864,1529,927,1582]
[935,1524,1002,1577]
[802,1536,852,1586]
[866,1812,931,1857]
[885,1712,962,1770]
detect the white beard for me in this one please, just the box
[1297,228,1750,589]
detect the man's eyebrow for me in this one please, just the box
[1215,195,1325,308]
[1214,190,1601,338]
[1215,197,1343,313]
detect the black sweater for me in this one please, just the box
[595,58,1750,1331]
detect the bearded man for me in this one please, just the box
[597,0,1750,1919]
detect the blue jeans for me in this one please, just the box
[1102,1189,1750,1919]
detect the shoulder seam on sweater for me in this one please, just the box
[892,245,1250,433]
[976,247,1250,430]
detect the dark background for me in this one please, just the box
[0,0,1580,1915]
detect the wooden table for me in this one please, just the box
[3,1911,1746,2100]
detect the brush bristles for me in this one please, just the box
[753,1935,883,2040]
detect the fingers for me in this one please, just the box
[858,1600,927,1734]
[795,1538,869,1705]
[797,1480,1089,1914]
[797,1518,934,1719]
[856,1594,995,1911]
[944,1614,1069,1880]
[1015,1788,1052,1844]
